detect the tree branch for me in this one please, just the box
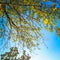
[3,5,18,29]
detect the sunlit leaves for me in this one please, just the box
[43,18,49,24]
[0,0,60,52]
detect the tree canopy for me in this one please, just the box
[0,0,60,52]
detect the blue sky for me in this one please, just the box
[30,28,60,60]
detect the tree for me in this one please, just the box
[1,47,31,60]
[19,50,31,60]
[0,0,60,53]
[1,47,19,60]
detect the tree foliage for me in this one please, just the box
[0,0,60,51]
[1,47,31,60]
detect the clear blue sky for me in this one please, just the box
[30,28,60,60]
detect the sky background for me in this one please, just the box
[0,0,60,60]
[30,28,60,60]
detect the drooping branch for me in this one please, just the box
[3,5,18,29]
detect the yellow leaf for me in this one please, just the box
[43,18,49,24]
